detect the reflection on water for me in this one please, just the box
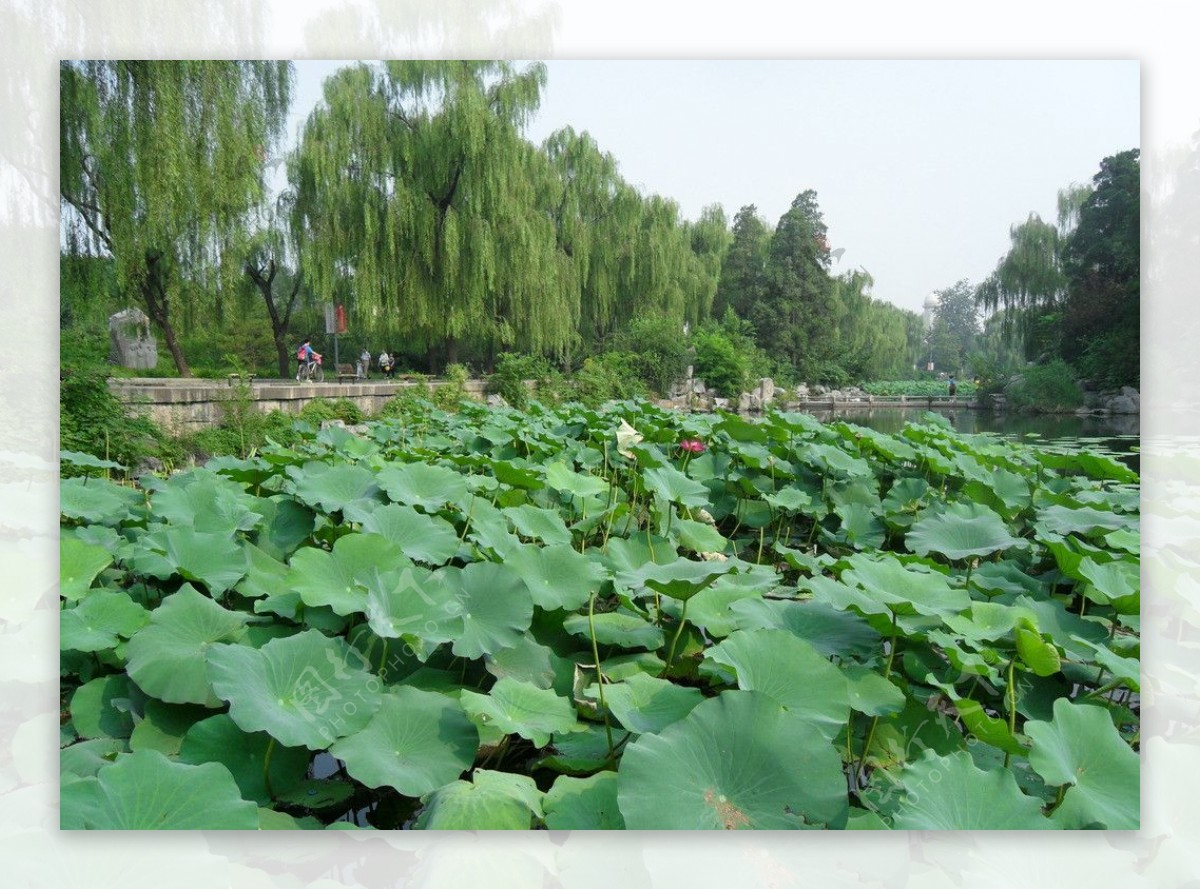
[803,406,1140,472]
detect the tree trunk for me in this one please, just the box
[445,336,458,368]
[142,252,191,377]
[246,259,301,378]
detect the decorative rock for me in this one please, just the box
[737,392,752,412]
[1108,394,1139,414]
[757,377,775,403]
[713,397,730,410]
[108,307,158,369]
[486,394,509,408]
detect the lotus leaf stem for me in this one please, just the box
[263,737,276,800]
[588,593,615,755]
[662,598,690,680]
[1003,658,1017,768]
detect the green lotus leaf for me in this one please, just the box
[673,517,728,554]
[236,542,290,600]
[377,461,469,511]
[329,687,478,797]
[60,738,126,777]
[1076,556,1139,612]
[1103,527,1139,554]
[765,485,817,514]
[905,502,1022,561]
[359,564,462,656]
[881,476,932,527]
[61,750,259,829]
[842,664,905,717]
[1012,594,1109,662]
[620,557,736,601]
[485,637,562,690]
[504,543,607,611]
[589,672,703,735]
[951,697,1028,756]
[702,629,850,741]
[141,526,250,596]
[961,468,1032,519]
[1068,636,1140,691]
[832,502,887,550]
[61,449,126,471]
[442,561,534,659]
[416,769,544,829]
[288,531,411,615]
[642,464,709,508]
[460,677,584,748]
[288,461,379,513]
[677,578,766,639]
[360,503,461,565]
[889,749,1049,829]
[1014,619,1062,677]
[179,714,310,805]
[970,562,1046,598]
[617,690,848,829]
[503,503,572,546]
[253,496,315,560]
[728,598,881,660]
[1025,698,1139,829]
[545,461,610,499]
[562,610,665,651]
[1073,451,1139,484]
[543,771,624,829]
[840,554,971,619]
[125,584,249,706]
[60,589,149,652]
[488,458,545,490]
[128,699,212,755]
[60,536,116,603]
[716,414,770,443]
[797,442,873,479]
[533,725,613,775]
[943,601,1023,642]
[60,477,141,525]
[206,629,383,749]
[151,469,263,534]
[1035,504,1130,538]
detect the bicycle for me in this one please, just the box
[296,354,324,383]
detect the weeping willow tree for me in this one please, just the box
[543,127,641,350]
[291,60,576,370]
[60,61,293,375]
[824,269,920,381]
[976,183,1091,360]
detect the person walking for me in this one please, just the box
[378,349,392,379]
[358,348,370,379]
[948,376,957,400]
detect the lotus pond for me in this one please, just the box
[59,399,1140,829]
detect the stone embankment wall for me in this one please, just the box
[108,377,487,434]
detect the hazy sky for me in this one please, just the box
[287,60,1139,316]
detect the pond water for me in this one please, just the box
[799,406,1140,473]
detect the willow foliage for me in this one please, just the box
[292,61,583,364]
[60,61,293,375]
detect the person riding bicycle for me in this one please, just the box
[296,337,321,377]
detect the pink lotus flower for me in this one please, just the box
[679,438,706,454]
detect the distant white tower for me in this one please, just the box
[922,292,940,330]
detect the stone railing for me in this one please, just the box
[108,376,487,434]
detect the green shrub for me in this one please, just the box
[1006,360,1083,412]
[298,397,364,426]
[60,359,174,473]
[570,351,647,406]
[692,328,748,398]
[431,362,471,410]
[613,316,689,396]
[486,353,555,410]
